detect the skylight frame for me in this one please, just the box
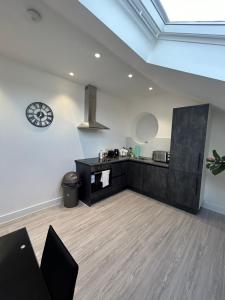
[151,0,168,24]
[151,0,225,26]
[125,0,225,41]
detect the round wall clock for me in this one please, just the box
[26,102,54,127]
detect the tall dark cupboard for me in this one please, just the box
[168,104,209,212]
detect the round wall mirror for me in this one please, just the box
[132,112,158,144]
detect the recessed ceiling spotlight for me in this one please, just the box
[26,8,42,22]
[94,53,101,59]
[69,72,75,77]
[149,87,153,91]
[128,74,133,78]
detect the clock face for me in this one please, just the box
[26,102,54,127]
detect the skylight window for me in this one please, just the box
[154,0,225,23]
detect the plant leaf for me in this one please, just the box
[213,150,221,160]
[212,164,225,175]
[210,163,220,171]
[206,150,225,175]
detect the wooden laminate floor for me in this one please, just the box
[0,190,225,300]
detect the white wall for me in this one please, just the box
[0,56,128,222]
[203,107,225,214]
[126,92,198,156]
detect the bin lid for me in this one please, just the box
[62,172,79,185]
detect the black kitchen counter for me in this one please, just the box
[75,157,169,168]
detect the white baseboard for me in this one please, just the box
[202,201,225,216]
[0,197,62,225]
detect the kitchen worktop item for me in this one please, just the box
[114,149,119,157]
[152,151,170,163]
[120,148,128,157]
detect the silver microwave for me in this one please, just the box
[152,151,170,163]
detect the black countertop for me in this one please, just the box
[75,157,169,168]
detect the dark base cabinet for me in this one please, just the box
[111,162,127,194]
[127,161,143,193]
[127,161,169,203]
[142,164,169,203]
[112,175,126,194]
[76,155,203,213]
[76,161,128,206]
[76,159,169,207]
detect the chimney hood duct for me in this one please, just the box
[78,85,109,130]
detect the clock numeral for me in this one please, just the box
[46,117,52,123]
[35,103,40,109]
[29,116,35,122]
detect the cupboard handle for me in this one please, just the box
[195,178,198,195]
[197,153,201,170]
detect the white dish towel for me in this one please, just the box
[100,170,110,188]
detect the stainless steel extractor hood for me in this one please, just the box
[78,85,109,130]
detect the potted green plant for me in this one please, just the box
[206,150,225,175]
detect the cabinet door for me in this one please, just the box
[127,161,143,192]
[169,104,209,173]
[112,175,126,194]
[142,164,168,202]
[168,170,200,211]
[111,162,126,178]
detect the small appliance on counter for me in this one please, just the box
[114,149,119,157]
[128,147,134,158]
[120,148,128,157]
[107,150,115,158]
[99,149,121,160]
[152,151,170,163]
[99,149,108,160]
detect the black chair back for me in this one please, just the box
[41,226,79,300]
